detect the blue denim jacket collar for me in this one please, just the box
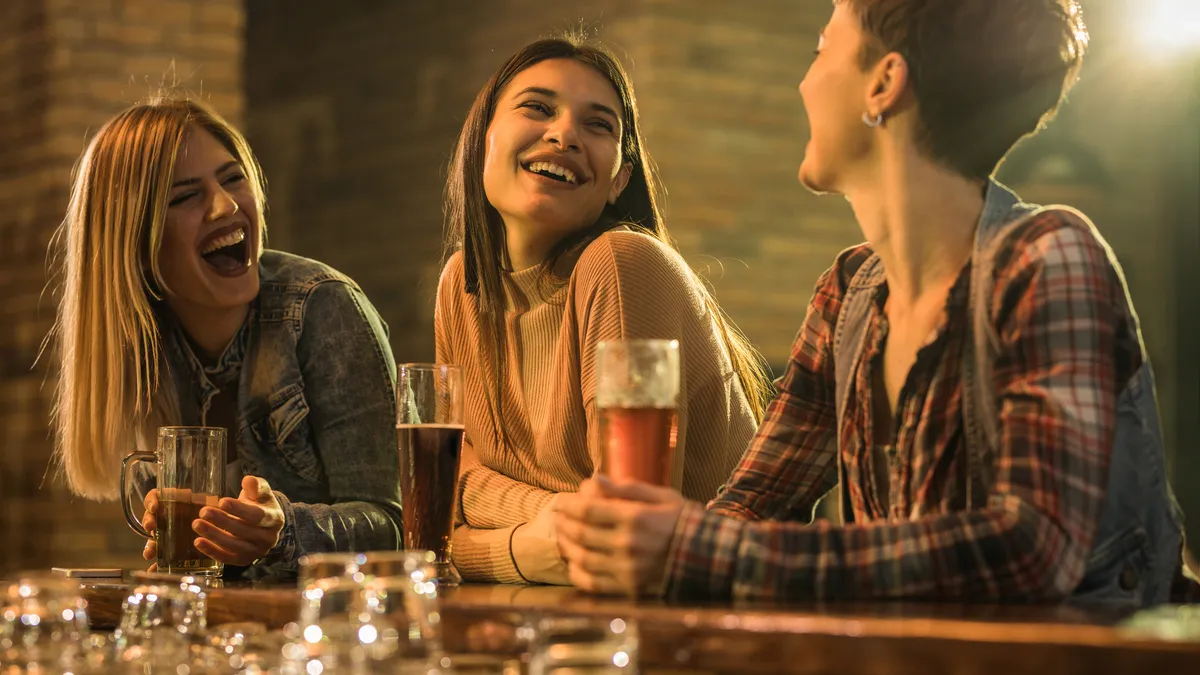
[165,304,251,381]
[975,179,1027,247]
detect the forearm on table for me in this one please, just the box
[459,462,557,529]
[451,523,526,584]
[270,493,402,569]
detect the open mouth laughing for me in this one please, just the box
[198,223,252,277]
[521,158,585,186]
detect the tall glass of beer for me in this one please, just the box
[595,339,680,486]
[396,363,465,586]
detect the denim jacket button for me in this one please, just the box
[1119,565,1139,591]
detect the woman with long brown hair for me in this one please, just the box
[436,35,773,584]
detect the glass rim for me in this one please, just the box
[397,362,462,371]
[298,551,366,564]
[157,426,227,435]
[129,573,215,592]
[131,571,216,583]
[359,550,437,563]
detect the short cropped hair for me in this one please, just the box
[844,0,1088,179]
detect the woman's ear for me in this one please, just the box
[864,52,909,121]
[608,162,633,204]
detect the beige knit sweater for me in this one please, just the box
[435,230,757,583]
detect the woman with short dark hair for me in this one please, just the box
[558,0,1193,606]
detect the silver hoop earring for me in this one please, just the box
[862,112,883,128]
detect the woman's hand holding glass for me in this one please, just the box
[142,475,285,569]
[512,494,571,585]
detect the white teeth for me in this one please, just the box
[201,227,245,255]
[526,161,578,184]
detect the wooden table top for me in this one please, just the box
[77,578,1200,674]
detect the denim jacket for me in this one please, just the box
[158,250,401,572]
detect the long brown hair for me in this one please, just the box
[45,96,267,499]
[442,34,772,428]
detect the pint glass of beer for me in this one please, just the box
[396,363,465,586]
[595,339,680,486]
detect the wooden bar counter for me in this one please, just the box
[79,579,1200,674]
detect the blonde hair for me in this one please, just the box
[46,96,267,499]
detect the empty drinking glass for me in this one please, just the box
[111,575,209,670]
[206,622,289,675]
[0,575,92,671]
[298,552,368,591]
[284,552,444,674]
[528,614,638,675]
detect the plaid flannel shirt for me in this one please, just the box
[662,210,1143,602]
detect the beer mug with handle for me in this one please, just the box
[120,426,226,576]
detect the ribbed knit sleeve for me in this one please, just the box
[435,231,756,584]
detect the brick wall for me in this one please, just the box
[0,0,52,575]
[0,0,244,575]
[631,2,862,361]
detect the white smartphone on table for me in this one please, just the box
[50,567,124,579]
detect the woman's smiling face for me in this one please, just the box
[158,125,262,311]
[481,57,632,256]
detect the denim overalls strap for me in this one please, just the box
[965,184,1183,607]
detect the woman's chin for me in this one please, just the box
[523,204,598,236]
[199,268,261,310]
[798,159,839,196]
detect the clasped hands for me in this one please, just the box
[141,475,285,569]
[553,474,687,596]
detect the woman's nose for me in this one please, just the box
[206,186,239,222]
[543,116,581,151]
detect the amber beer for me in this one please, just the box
[156,488,221,575]
[396,363,465,586]
[398,423,464,558]
[121,426,226,577]
[599,406,678,485]
[595,339,681,487]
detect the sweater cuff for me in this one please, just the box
[451,524,527,584]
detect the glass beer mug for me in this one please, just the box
[120,426,226,576]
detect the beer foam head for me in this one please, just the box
[595,339,680,408]
[159,487,193,502]
[191,493,219,506]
